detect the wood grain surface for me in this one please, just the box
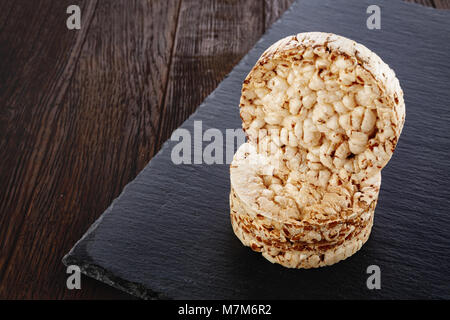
[0,0,443,299]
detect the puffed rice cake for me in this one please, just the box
[230,143,380,268]
[230,32,405,268]
[239,32,405,185]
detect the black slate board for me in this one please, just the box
[63,0,450,299]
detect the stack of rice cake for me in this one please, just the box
[230,32,405,268]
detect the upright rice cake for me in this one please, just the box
[239,32,405,185]
[231,32,405,268]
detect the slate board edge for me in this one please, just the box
[62,0,448,299]
[62,196,167,299]
[62,141,183,299]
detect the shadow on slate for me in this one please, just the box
[63,0,450,299]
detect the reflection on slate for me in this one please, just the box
[63,0,450,299]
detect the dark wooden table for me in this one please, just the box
[0,0,447,300]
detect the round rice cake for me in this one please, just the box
[230,143,381,224]
[230,191,374,268]
[230,142,380,268]
[239,32,405,184]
